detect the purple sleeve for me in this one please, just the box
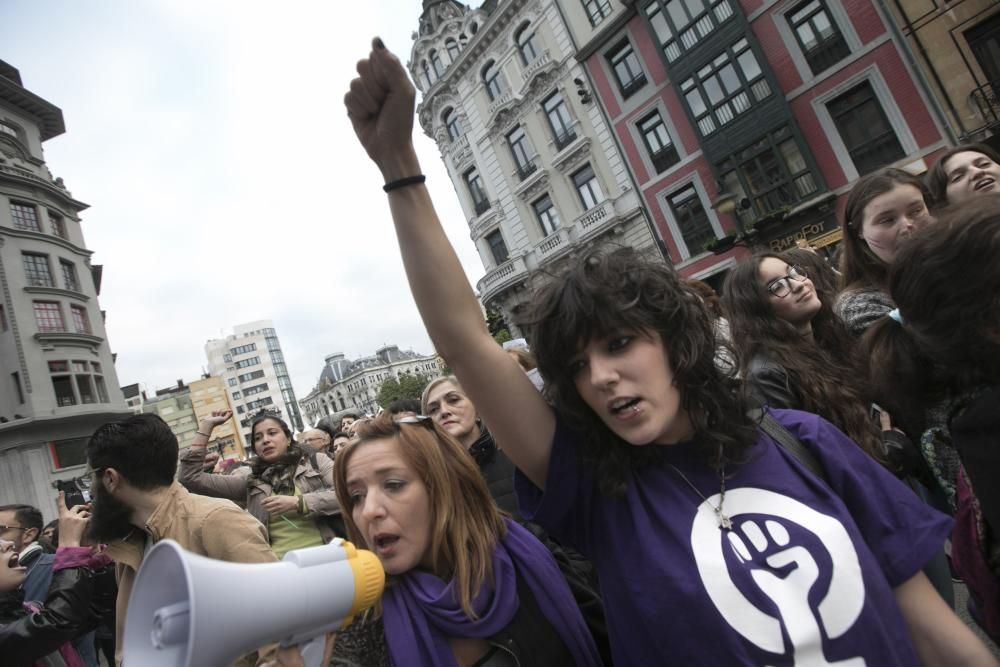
[51,546,95,572]
[514,418,595,552]
[771,408,953,588]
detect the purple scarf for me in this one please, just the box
[382,518,600,667]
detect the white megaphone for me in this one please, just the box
[123,538,385,667]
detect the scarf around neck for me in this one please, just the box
[250,445,305,495]
[382,518,600,667]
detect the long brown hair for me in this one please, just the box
[722,253,884,460]
[839,168,930,291]
[333,413,506,618]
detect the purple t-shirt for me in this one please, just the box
[515,408,951,666]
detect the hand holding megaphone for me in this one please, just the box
[124,538,385,667]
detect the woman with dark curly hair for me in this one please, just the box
[835,168,934,336]
[339,38,995,665]
[178,411,342,558]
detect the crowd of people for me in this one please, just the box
[2,37,999,666]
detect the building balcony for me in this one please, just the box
[34,331,104,348]
[520,50,553,86]
[573,199,618,241]
[447,134,472,167]
[488,89,514,117]
[553,129,578,152]
[477,255,528,304]
[515,161,538,182]
[513,167,548,201]
[473,198,492,216]
[969,80,1000,136]
[534,226,573,261]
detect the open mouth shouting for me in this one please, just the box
[609,397,642,420]
[371,532,400,557]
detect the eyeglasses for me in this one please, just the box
[765,265,808,298]
[0,524,26,533]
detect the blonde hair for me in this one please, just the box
[420,375,463,414]
[333,412,506,618]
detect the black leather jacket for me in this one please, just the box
[0,558,115,666]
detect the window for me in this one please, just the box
[607,40,647,98]
[667,185,716,256]
[532,195,561,237]
[507,126,536,179]
[70,305,91,334]
[430,50,445,78]
[48,211,67,240]
[239,370,266,383]
[465,168,490,215]
[681,38,771,136]
[644,0,735,62]
[0,306,6,331]
[33,301,64,332]
[11,372,24,404]
[718,126,819,215]
[515,23,541,65]
[638,110,680,173]
[244,383,269,396]
[246,396,274,412]
[788,0,850,75]
[22,253,53,287]
[228,378,238,387]
[0,121,17,138]
[446,38,461,61]
[443,108,463,141]
[572,165,606,210]
[485,230,510,265]
[420,61,434,89]
[234,356,261,369]
[231,343,257,356]
[232,391,241,399]
[827,82,905,176]
[48,359,109,407]
[60,260,80,292]
[10,202,40,232]
[482,61,505,101]
[583,0,613,26]
[543,93,576,150]
[966,13,1000,87]
[50,438,89,469]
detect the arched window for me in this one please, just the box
[482,61,504,101]
[469,21,478,35]
[443,108,463,141]
[430,49,445,77]
[515,22,540,65]
[446,38,460,61]
[421,60,435,88]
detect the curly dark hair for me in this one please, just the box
[722,253,883,460]
[526,247,758,496]
[839,168,930,291]
[925,143,1000,207]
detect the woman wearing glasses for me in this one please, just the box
[834,168,934,337]
[723,255,885,462]
[325,413,601,666]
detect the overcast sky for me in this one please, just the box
[2,1,486,411]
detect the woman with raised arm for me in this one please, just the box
[178,411,342,558]
[344,38,997,665]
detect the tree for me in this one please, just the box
[486,306,512,345]
[376,373,431,409]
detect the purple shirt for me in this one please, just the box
[515,409,951,665]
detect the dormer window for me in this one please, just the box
[515,22,541,65]
[0,121,17,139]
[443,108,463,141]
[430,50,446,78]
[482,61,505,101]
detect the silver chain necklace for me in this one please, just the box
[667,463,733,531]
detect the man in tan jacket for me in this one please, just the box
[86,413,277,665]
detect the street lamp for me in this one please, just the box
[708,185,755,254]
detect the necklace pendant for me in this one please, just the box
[718,512,733,531]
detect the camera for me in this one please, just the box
[54,475,92,509]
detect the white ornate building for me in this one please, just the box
[410,0,660,334]
[300,345,442,425]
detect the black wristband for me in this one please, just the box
[383,175,426,192]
